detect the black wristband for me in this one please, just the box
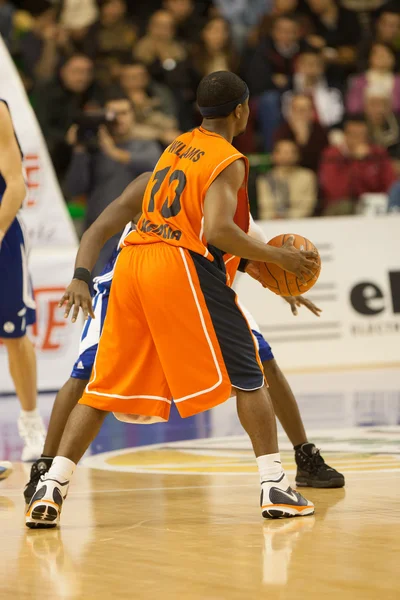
[73,267,91,286]
[238,258,249,273]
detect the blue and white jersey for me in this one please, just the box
[0,99,36,338]
[71,223,134,379]
[92,222,134,295]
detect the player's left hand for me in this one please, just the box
[284,295,322,317]
[59,280,95,323]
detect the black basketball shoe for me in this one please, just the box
[24,457,53,504]
[295,443,345,488]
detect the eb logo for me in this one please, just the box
[351,272,400,316]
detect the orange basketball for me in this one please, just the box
[259,234,321,297]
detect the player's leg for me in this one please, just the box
[0,216,45,461]
[2,335,45,461]
[3,335,37,411]
[25,247,170,528]
[253,328,344,488]
[143,247,314,518]
[23,290,108,502]
[23,377,88,504]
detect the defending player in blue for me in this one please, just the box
[0,100,45,462]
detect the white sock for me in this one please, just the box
[256,453,284,483]
[46,456,76,484]
[20,408,40,419]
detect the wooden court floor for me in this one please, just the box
[0,462,399,600]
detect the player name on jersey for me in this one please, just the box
[168,140,205,163]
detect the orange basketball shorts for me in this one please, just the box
[79,243,264,420]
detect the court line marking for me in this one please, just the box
[4,470,398,498]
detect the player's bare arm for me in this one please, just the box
[59,171,152,322]
[0,103,26,245]
[203,159,318,282]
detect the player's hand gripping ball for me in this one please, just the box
[246,234,321,296]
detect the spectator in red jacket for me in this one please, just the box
[319,116,397,215]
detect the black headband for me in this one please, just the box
[199,85,249,118]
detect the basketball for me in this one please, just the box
[259,234,321,297]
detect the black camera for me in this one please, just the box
[76,110,116,152]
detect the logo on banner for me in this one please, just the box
[350,271,400,337]
[30,287,68,351]
[23,153,41,208]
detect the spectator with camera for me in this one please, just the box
[257,139,317,219]
[34,53,98,178]
[319,116,397,215]
[64,93,161,273]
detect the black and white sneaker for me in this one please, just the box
[25,474,69,529]
[295,443,345,489]
[260,473,315,519]
[24,457,53,504]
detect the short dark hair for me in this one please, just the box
[104,90,132,105]
[196,71,247,112]
[120,59,148,70]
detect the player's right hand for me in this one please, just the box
[59,280,95,323]
[276,236,319,283]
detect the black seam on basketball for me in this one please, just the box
[264,264,280,290]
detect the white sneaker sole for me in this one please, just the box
[26,500,60,529]
[261,504,315,519]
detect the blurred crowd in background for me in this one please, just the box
[2,0,400,236]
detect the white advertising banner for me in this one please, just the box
[235,214,400,372]
[0,37,77,248]
[0,249,83,392]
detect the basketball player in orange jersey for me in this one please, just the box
[26,72,320,528]
[23,178,344,502]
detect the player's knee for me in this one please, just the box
[262,357,279,377]
[65,376,88,400]
[0,334,27,349]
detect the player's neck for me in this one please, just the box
[200,119,234,144]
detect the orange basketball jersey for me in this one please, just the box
[124,127,250,269]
